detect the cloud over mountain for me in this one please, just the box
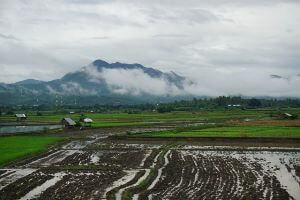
[0,0,300,99]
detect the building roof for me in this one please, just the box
[62,118,76,126]
[83,118,93,123]
[284,113,292,117]
[15,114,26,118]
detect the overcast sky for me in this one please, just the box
[0,0,300,97]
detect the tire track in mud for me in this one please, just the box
[105,147,171,200]
[19,172,66,200]
[133,150,294,200]
[1,136,299,200]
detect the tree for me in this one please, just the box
[248,98,261,107]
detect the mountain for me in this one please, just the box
[14,79,45,85]
[0,59,189,105]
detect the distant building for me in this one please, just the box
[283,113,296,120]
[83,118,93,127]
[284,113,292,117]
[69,111,75,114]
[15,114,27,122]
[61,118,76,128]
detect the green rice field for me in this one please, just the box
[2,109,299,127]
[134,125,300,138]
[0,136,63,167]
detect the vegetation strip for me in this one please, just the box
[0,136,64,167]
[128,124,300,139]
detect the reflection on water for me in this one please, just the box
[0,125,63,134]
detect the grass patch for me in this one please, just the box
[2,108,293,127]
[0,135,63,167]
[133,125,300,138]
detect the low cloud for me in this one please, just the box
[83,64,300,98]
[183,69,300,98]
[47,82,97,95]
[46,85,58,94]
[85,66,183,96]
[60,82,97,95]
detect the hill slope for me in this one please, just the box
[0,59,188,105]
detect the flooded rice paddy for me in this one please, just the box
[0,125,63,135]
[0,133,299,200]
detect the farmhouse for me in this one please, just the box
[283,113,295,120]
[61,118,76,128]
[15,114,27,122]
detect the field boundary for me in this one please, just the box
[110,135,300,143]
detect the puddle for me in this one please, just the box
[148,150,170,191]
[179,145,300,151]
[90,152,103,164]
[0,168,37,190]
[118,169,151,200]
[62,140,95,150]
[19,172,66,200]
[28,150,78,167]
[246,152,300,199]
[183,150,300,200]
[0,125,63,135]
[103,170,139,199]
[140,150,152,167]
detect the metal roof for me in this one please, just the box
[15,114,26,118]
[83,118,93,123]
[284,113,292,117]
[63,118,76,126]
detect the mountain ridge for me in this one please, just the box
[0,59,188,105]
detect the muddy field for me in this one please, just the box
[0,131,300,200]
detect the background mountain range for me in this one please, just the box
[0,59,190,105]
[1,59,299,106]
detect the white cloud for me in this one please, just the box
[60,82,97,95]
[0,0,299,97]
[85,66,183,96]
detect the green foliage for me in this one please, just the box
[6,110,14,115]
[136,125,300,138]
[79,114,86,122]
[157,105,173,113]
[0,136,63,167]
[75,121,82,127]
[248,98,262,108]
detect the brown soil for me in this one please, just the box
[0,128,299,200]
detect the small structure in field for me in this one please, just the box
[283,113,296,120]
[61,118,76,128]
[83,118,93,127]
[15,114,27,122]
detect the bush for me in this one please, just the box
[157,105,173,113]
[7,110,14,115]
[75,121,82,127]
[37,112,42,116]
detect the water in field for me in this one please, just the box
[0,125,63,135]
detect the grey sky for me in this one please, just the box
[0,0,299,97]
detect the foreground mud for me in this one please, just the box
[0,132,299,200]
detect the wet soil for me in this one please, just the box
[0,128,300,200]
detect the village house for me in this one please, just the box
[15,114,27,122]
[61,118,76,128]
[283,113,296,120]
